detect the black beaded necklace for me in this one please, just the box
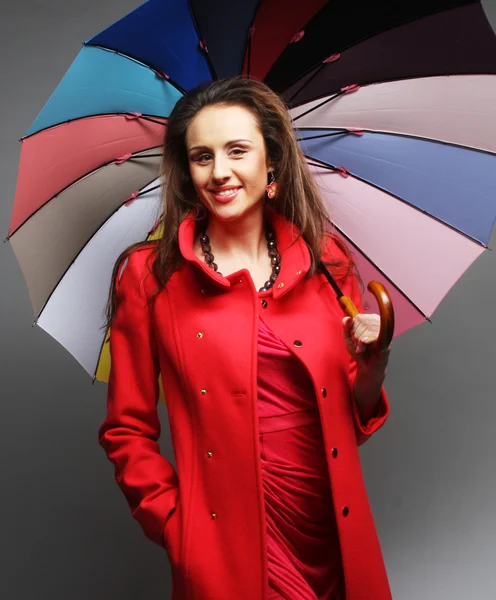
[200,223,281,292]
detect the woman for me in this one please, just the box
[98,77,392,600]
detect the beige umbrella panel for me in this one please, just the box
[9,147,162,318]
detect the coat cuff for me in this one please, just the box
[350,383,390,446]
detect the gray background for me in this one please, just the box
[1,1,495,598]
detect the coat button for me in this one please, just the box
[294,340,303,347]
[332,448,338,458]
[200,289,206,295]
[261,299,268,308]
[197,332,204,338]
[201,389,207,395]
[277,282,284,289]
[296,270,302,275]
[343,506,349,517]
[211,512,217,520]
[207,451,213,458]
[321,388,327,398]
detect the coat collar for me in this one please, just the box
[177,205,312,299]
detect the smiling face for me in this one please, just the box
[186,104,272,223]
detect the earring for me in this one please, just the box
[266,172,277,199]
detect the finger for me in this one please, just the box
[353,324,368,339]
[346,321,367,346]
[342,316,353,328]
[351,317,373,337]
[342,325,358,355]
[343,318,356,339]
[360,332,378,344]
[344,316,380,349]
[353,327,374,346]
[356,339,367,354]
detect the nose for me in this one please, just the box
[212,154,231,182]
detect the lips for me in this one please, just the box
[209,187,241,204]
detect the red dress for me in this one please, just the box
[258,315,345,600]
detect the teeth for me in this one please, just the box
[216,189,238,197]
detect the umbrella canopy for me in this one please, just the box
[8,0,496,398]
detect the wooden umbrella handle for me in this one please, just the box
[338,281,395,352]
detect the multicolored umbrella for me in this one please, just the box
[7,0,496,399]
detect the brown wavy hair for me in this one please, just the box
[103,77,356,330]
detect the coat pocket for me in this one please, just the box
[162,504,182,568]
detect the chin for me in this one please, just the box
[209,200,263,223]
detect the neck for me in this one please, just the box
[204,203,267,262]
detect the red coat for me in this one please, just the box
[98,207,392,600]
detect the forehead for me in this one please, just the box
[186,104,262,147]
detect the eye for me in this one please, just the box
[194,153,212,163]
[230,148,247,157]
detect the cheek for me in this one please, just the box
[244,159,268,191]
[189,164,208,190]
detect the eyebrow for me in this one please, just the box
[188,139,253,153]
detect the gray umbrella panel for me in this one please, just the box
[10,147,161,317]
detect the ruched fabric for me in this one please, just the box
[258,317,345,600]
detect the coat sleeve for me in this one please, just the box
[347,267,390,447]
[98,250,179,547]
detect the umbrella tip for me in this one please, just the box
[32,320,37,327]
[3,236,9,243]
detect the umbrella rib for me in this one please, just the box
[297,130,353,141]
[7,146,162,239]
[138,115,168,126]
[84,43,187,96]
[245,19,253,79]
[304,154,489,249]
[20,113,167,141]
[135,183,162,198]
[186,0,218,80]
[297,124,496,159]
[33,177,162,325]
[287,66,496,110]
[327,221,432,323]
[128,154,162,159]
[286,63,326,105]
[241,0,263,79]
[292,90,342,122]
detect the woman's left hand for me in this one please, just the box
[342,313,392,374]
